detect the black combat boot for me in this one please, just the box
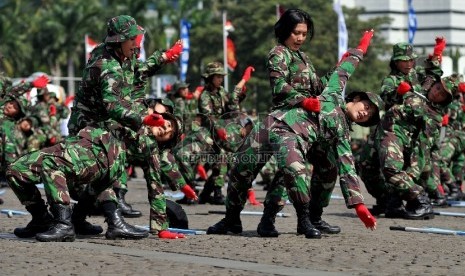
[209,186,225,205]
[102,201,148,240]
[368,196,387,216]
[404,193,435,220]
[14,200,54,238]
[71,196,103,236]
[294,202,321,239]
[114,188,142,218]
[257,202,284,237]
[428,189,447,207]
[207,206,243,234]
[445,182,463,201]
[309,201,341,234]
[384,194,407,218]
[36,203,76,242]
[198,179,214,204]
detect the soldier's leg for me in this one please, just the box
[207,120,272,235]
[113,156,142,218]
[6,148,60,238]
[273,129,320,239]
[257,170,286,237]
[308,146,340,234]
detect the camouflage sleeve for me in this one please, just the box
[138,50,165,77]
[1,120,21,167]
[380,75,402,110]
[334,135,365,207]
[98,61,143,131]
[225,86,241,112]
[160,150,187,191]
[6,82,33,98]
[320,48,363,113]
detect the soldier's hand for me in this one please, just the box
[458,82,465,93]
[433,36,446,61]
[354,203,377,230]
[181,185,198,200]
[442,114,449,126]
[301,97,320,113]
[396,81,411,95]
[143,113,165,127]
[241,66,255,83]
[216,128,228,141]
[49,104,57,116]
[164,40,183,63]
[356,29,374,55]
[32,75,49,89]
[196,164,208,180]
[247,189,262,206]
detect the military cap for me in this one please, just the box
[201,62,227,79]
[391,42,417,61]
[105,15,145,43]
[173,81,190,92]
[346,91,384,127]
[4,95,28,119]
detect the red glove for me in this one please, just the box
[462,105,465,112]
[164,40,183,63]
[49,104,57,116]
[184,93,194,100]
[396,81,411,95]
[158,230,185,239]
[354,203,377,229]
[433,36,446,58]
[301,97,320,112]
[458,82,465,93]
[442,114,449,126]
[64,95,75,107]
[241,85,247,94]
[337,51,350,65]
[196,164,208,180]
[31,75,49,89]
[143,113,165,127]
[247,189,262,206]
[181,185,198,200]
[164,84,172,92]
[437,184,445,196]
[357,29,374,55]
[49,136,57,145]
[195,86,204,93]
[216,128,227,141]
[241,66,255,82]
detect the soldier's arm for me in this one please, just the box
[159,149,187,191]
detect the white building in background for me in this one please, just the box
[342,0,465,76]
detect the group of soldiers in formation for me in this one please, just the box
[0,9,464,242]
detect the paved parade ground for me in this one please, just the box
[1,173,465,276]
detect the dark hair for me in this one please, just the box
[274,9,314,44]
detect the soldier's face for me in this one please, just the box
[20,120,32,132]
[395,59,415,75]
[121,36,138,59]
[3,101,20,118]
[152,119,175,142]
[212,75,224,88]
[428,82,449,103]
[346,97,375,124]
[285,23,308,51]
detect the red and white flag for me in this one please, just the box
[224,20,237,71]
[85,34,98,62]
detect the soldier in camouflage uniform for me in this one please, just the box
[438,76,465,200]
[369,73,452,220]
[68,15,186,239]
[196,61,254,204]
[207,9,377,238]
[359,39,447,213]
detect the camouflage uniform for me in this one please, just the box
[207,48,371,236]
[196,62,245,203]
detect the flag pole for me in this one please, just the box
[223,11,229,91]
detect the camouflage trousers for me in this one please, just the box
[264,144,336,208]
[174,127,227,188]
[226,115,318,210]
[6,126,125,206]
[438,132,465,188]
[377,129,424,200]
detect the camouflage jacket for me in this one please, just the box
[267,43,329,111]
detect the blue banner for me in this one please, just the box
[180,19,191,82]
[408,0,417,43]
[333,0,348,61]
